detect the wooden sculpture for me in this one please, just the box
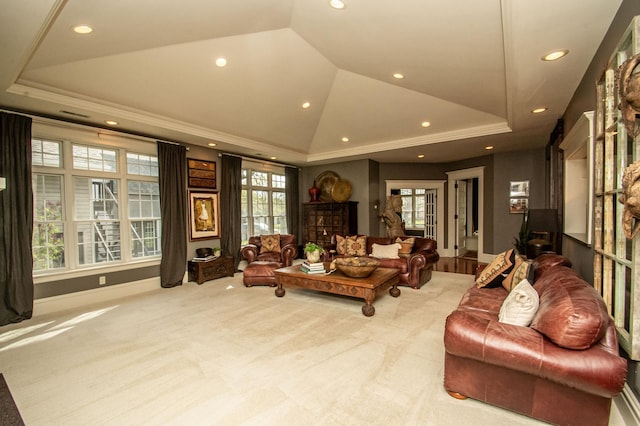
[617,53,640,138]
[380,195,405,238]
[619,160,640,239]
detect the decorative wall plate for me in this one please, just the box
[316,171,340,202]
[331,179,352,202]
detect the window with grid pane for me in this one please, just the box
[240,166,287,244]
[74,177,121,264]
[32,139,65,271]
[31,137,161,274]
[32,174,65,270]
[128,181,161,258]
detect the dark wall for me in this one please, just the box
[367,160,380,236]
[357,150,543,255]
[35,265,160,299]
[491,149,546,253]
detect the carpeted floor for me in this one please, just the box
[0,374,24,426]
[0,271,626,425]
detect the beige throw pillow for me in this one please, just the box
[499,279,539,327]
[371,243,401,259]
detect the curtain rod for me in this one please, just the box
[220,152,299,169]
[1,107,184,148]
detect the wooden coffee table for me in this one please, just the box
[274,265,400,316]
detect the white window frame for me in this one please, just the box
[241,161,287,244]
[31,125,161,283]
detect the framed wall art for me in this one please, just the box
[509,198,528,214]
[188,158,216,189]
[189,191,220,240]
[509,181,530,197]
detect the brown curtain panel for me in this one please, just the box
[285,166,300,243]
[157,142,187,288]
[0,112,34,325]
[220,154,242,269]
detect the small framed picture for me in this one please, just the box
[510,198,528,214]
[509,181,530,197]
[189,191,220,240]
[509,180,529,198]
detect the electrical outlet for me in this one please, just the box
[99,276,106,285]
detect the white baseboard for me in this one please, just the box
[616,384,640,426]
[34,277,161,317]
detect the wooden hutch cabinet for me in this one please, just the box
[302,201,358,246]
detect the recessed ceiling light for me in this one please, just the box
[532,107,548,114]
[421,121,431,128]
[105,120,118,126]
[73,25,93,34]
[341,137,349,143]
[207,143,217,147]
[542,49,569,61]
[328,0,345,9]
[302,102,311,109]
[215,57,227,67]
[417,154,425,159]
[270,156,277,160]
[485,146,494,150]
[393,73,404,79]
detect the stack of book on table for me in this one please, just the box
[192,255,217,262]
[301,261,325,274]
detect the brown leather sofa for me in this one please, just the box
[241,234,298,287]
[324,234,439,289]
[443,254,627,426]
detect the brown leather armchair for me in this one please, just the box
[240,234,298,267]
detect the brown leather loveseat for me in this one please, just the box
[324,234,439,288]
[443,254,627,425]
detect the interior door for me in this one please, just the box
[424,189,437,239]
[456,180,467,257]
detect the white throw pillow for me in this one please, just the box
[371,243,401,259]
[498,279,539,327]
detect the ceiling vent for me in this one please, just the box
[59,110,90,118]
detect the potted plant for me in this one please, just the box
[304,242,323,263]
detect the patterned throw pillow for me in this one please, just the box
[502,255,534,292]
[475,249,516,288]
[395,237,415,256]
[346,235,367,256]
[260,234,281,254]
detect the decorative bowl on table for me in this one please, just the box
[334,257,379,278]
